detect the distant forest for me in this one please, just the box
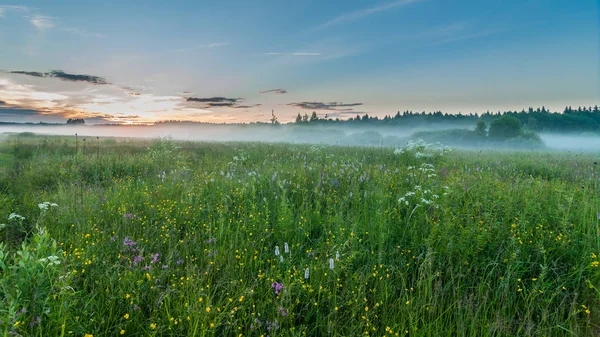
[2,106,600,133]
[293,106,600,133]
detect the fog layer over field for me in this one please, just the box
[1,124,600,151]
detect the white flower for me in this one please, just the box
[279,255,284,263]
[8,213,25,222]
[336,251,340,260]
[0,223,6,230]
[329,258,334,270]
[38,202,59,211]
[284,242,289,254]
[275,246,280,256]
[304,267,310,280]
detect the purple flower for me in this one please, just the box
[123,213,134,220]
[332,179,339,187]
[151,253,160,264]
[271,282,284,295]
[133,304,140,311]
[133,255,143,265]
[29,316,41,327]
[162,265,168,269]
[176,259,184,265]
[141,265,151,271]
[110,235,118,242]
[278,307,289,317]
[123,237,137,247]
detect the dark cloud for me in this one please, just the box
[10,70,110,85]
[288,101,363,111]
[0,106,41,116]
[234,104,262,109]
[206,102,236,107]
[11,71,46,78]
[185,96,259,109]
[186,97,239,103]
[260,89,287,94]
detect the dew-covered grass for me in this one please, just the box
[0,135,599,336]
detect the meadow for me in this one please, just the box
[0,134,599,336]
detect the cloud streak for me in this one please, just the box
[185,96,261,109]
[315,0,424,30]
[289,101,363,111]
[260,89,287,94]
[265,52,322,56]
[11,70,110,85]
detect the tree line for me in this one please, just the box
[293,106,600,133]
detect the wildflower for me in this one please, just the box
[162,264,168,269]
[279,255,284,263]
[133,255,143,265]
[151,253,160,264]
[271,282,284,295]
[176,259,184,265]
[149,323,157,329]
[304,268,310,280]
[38,202,58,211]
[123,237,137,247]
[133,305,140,311]
[141,266,151,271]
[206,307,211,313]
[123,313,129,319]
[329,258,335,270]
[123,213,134,220]
[278,307,289,316]
[332,179,339,187]
[284,242,289,254]
[275,246,280,256]
[204,237,217,244]
[8,213,25,222]
[336,251,340,260]
[120,330,125,335]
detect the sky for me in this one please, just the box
[0,0,598,124]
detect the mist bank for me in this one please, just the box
[1,123,599,152]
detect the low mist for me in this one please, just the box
[1,123,599,152]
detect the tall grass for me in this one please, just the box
[0,135,598,336]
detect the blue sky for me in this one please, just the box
[0,0,598,123]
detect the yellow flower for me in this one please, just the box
[123,313,129,319]
[84,335,93,337]
[125,294,131,299]
[120,330,125,335]
[210,323,215,328]
[206,307,211,313]
[150,323,157,329]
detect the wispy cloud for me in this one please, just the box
[0,5,29,18]
[170,42,230,53]
[289,101,363,111]
[185,96,261,109]
[265,52,322,56]
[260,89,287,94]
[30,15,54,29]
[315,0,424,30]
